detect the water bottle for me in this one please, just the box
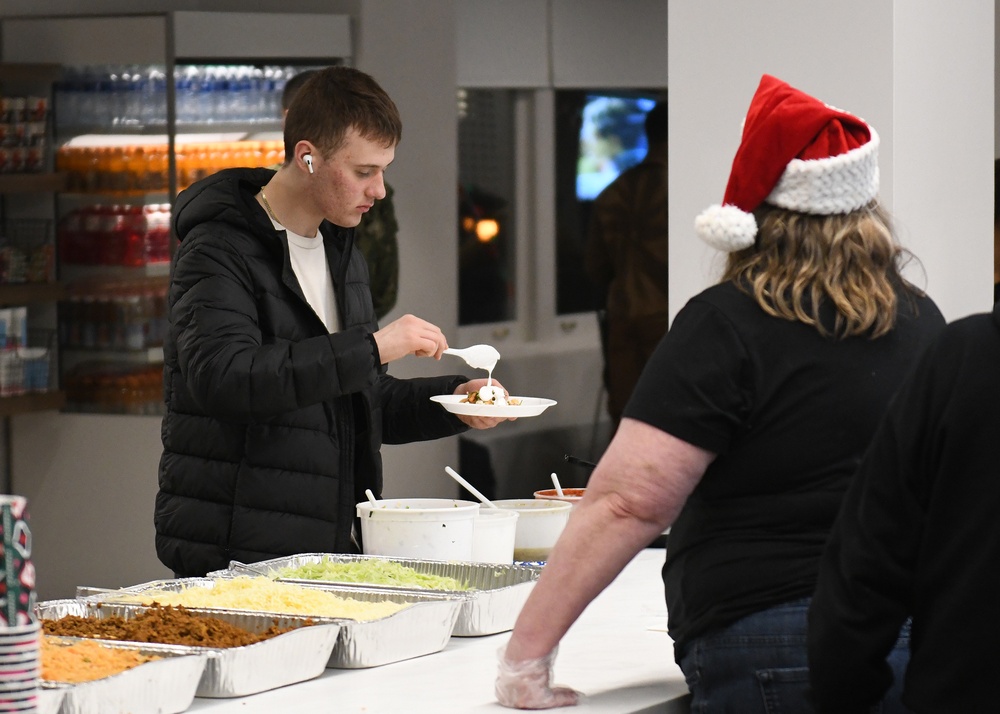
[141,66,167,126]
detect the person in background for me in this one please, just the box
[282,68,399,320]
[156,67,511,578]
[583,100,669,431]
[807,303,1000,712]
[494,74,945,711]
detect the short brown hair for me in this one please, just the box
[281,68,319,112]
[283,66,402,160]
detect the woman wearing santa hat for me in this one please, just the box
[496,74,945,712]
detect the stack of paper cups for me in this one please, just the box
[0,495,38,712]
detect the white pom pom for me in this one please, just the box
[694,204,758,252]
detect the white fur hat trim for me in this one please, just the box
[694,204,758,253]
[768,126,880,214]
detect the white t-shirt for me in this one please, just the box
[269,215,339,333]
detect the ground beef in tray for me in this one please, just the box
[42,603,304,648]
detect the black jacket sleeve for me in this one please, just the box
[806,325,954,712]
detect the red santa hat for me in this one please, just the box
[695,74,880,252]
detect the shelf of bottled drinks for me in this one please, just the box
[54,64,300,130]
[0,10,350,415]
[45,63,312,414]
[0,65,64,410]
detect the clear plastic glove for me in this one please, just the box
[495,644,582,709]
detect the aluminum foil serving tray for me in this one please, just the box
[216,553,542,636]
[36,598,339,697]
[39,634,207,714]
[79,577,466,669]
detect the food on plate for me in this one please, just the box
[42,603,301,648]
[460,390,522,406]
[108,576,408,621]
[42,636,161,683]
[276,558,469,591]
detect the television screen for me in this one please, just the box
[554,88,665,315]
[576,94,659,201]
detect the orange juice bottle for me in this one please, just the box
[174,144,188,190]
[146,144,168,192]
[130,146,147,195]
[106,146,129,195]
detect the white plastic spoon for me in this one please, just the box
[445,466,499,509]
[443,344,501,371]
[551,472,565,498]
[365,489,378,506]
[444,345,503,401]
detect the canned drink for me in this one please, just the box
[0,96,25,122]
[0,123,25,148]
[24,96,47,122]
[25,122,45,146]
[7,146,25,173]
[25,142,45,173]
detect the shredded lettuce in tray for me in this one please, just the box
[276,559,470,591]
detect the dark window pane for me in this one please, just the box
[457,89,516,325]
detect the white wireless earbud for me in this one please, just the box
[304,154,314,174]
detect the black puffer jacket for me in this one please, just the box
[155,168,468,576]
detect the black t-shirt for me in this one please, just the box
[623,281,945,655]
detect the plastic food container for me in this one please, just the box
[356,498,480,561]
[533,487,586,505]
[472,507,519,564]
[491,499,573,562]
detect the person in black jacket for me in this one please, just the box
[807,302,1000,712]
[155,66,511,578]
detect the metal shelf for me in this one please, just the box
[0,63,61,84]
[0,390,66,417]
[56,120,282,138]
[0,283,66,307]
[0,173,68,194]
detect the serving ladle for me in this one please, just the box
[443,344,500,371]
[443,344,502,400]
[445,466,499,509]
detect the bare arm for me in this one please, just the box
[497,417,715,707]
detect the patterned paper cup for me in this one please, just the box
[0,678,36,694]
[0,497,34,628]
[0,660,36,682]
[0,653,37,669]
[0,623,39,645]
[0,692,39,713]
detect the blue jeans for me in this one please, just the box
[677,598,911,714]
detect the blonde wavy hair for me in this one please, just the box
[720,202,920,339]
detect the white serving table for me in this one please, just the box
[186,549,690,713]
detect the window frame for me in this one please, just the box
[457,87,600,357]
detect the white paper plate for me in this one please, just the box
[430,395,557,418]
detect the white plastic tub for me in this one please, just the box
[471,507,519,564]
[357,498,479,561]
[491,499,572,562]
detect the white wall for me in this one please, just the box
[668,0,993,323]
[892,1,994,316]
[350,0,465,500]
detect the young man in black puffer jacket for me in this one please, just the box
[156,67,511,577]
